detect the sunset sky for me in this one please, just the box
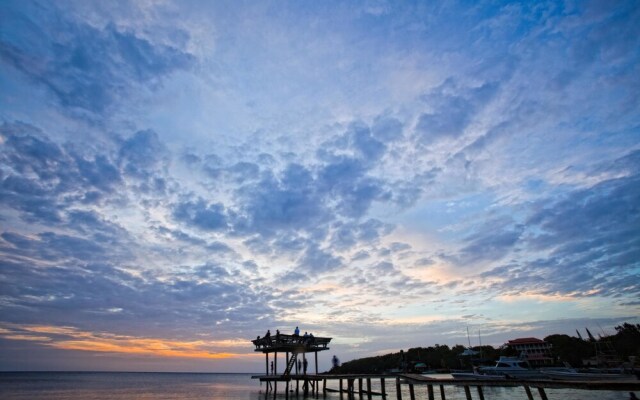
[1,0,639,372]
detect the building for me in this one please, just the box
[507,337,554,366]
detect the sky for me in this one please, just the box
[0,0,639,373]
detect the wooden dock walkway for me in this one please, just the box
[249,334,639,398]
[252,372,640,399]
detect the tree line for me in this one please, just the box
[329,323,640,374]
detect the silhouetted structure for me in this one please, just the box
[252,332,332,395]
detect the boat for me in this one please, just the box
[542,369,638,381]
[477,357,546,379]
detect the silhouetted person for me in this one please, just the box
[630,393,638,400]
[332,355,340,369]
[270,360,274,375]
[298,359,302,372]
[303,358,308,375]
[294,326,300,336]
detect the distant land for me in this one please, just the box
[329,323,640,374]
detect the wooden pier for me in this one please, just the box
[397,373,640,400]
[250,334,639,399]
[252,372,640,399]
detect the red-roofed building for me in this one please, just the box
[507,337,553,366]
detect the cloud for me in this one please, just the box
[172,198,228,232]
[235,163,327,236]
[298,244,344,274]
[118,129,169,180]
[0,2,194,115]
[476,152,640,299]
[414,79,499,145]
[458,219,524,265]
[0,122,172,225]
[0,122,97,222]
[0,232,274,338]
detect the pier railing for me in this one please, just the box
[252,333,331,353]
[253,372,640,399]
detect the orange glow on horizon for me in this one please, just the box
[0,324,261,360]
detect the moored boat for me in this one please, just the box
[477,356,546,379]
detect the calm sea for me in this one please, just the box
[0,372,634,400]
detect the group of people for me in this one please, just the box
[255,327,317,347]
[292,326,316,345]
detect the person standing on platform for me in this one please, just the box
[303,358,308,375]
[294,326,300,336]
[270,360,273,375]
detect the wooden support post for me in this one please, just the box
[380,378,386,398]
[537,387,549,400]
[439,384,446,400]
[463,385,472,400]
[523,385,534,400]
[285,381,289,399]
[367,378,372,400]
[427,384,434,400]
[274,382,278,398]
[275,352,278,375]
[315,351,319,375]
[340,379,343,394]
[266,353,269,376]
[395,377,402,400]
[408,384,416,400]
[476,386,484,400]
[358,378,363,395]
[295,355,299,394]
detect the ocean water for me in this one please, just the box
[0,372,635,400]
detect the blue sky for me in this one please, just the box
[1,0,639,372]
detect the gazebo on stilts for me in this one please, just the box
[251,331,332,396]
